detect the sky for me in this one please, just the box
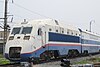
[0,0,100,34]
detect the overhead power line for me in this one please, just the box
[0,1,3,2]
[1,1,53,20]
[13,3,52,19]
[0,11,2,12]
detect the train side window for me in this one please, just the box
[38,28,42,35]
[62,31,64,33]
[49,28,52,31]
[76,33,77,36]
[61,28,64,33]
[71,32,73,35]
[56,30,58,32]
[67,32,69,35]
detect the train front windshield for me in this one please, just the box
[21,27,32,34]
[11,27,21,34]
[11,27,32,34]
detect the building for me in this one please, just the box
[0,30,9,53]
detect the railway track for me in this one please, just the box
[38,53,100,64]
[32,53,100,67]
[0,53,100,67]
[0,63,20,67]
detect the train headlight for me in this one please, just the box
[24,36,30,40]
[9,36,14,40]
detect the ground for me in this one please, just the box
[0,53,10,65]
[0,53,100,66]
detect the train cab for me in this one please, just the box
[5,19,47,62]
[5,22,35,61]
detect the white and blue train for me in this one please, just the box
[4,19,100,62]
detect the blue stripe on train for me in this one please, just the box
[21,44,81,59]
[81,39,100,45]
[48,32,100,45]
[49,32,80,43]
[21,44,81,61]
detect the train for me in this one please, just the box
[4,19,100,63]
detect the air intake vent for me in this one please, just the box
[55,20,59,25]
[9,47,21,60]
[24,36,30,40]
[21,19,28,24]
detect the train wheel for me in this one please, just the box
[83,50,88,56]
[68,49,79,58]
[68,50,73,57]
[53,50,59,59]
[40,51,51,61]
[73,50,79,57]
[40,50,59,61]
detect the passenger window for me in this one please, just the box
[38,28,42,35]
[67,32,69,35]
[62,31,64,33]
[49,28,52,31]
[76,33,77,36]
[56,30,58,32]
[72,32,73,35]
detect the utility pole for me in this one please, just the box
[3,0,8,54]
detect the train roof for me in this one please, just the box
[10,19,79,31]
[81,29,100,37]
[29,19,100,37]
[11,19,100,37]
[28,19,80,31]
[13,19,79,32]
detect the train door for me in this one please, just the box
[41,26,46,47]
[37,26,46,47]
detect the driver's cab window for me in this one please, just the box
[38,28,42,35]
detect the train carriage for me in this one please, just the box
[80,30,100,54]
[4,19,100,63]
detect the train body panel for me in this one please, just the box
[4,19,100,62]
[81,30,100,53]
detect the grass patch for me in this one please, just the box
[74,60,90,64]
[0,54,10,65]
[87,57,100,63]
[0,54,3,58]
[0,58,10,64]
[74,57,100,64]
